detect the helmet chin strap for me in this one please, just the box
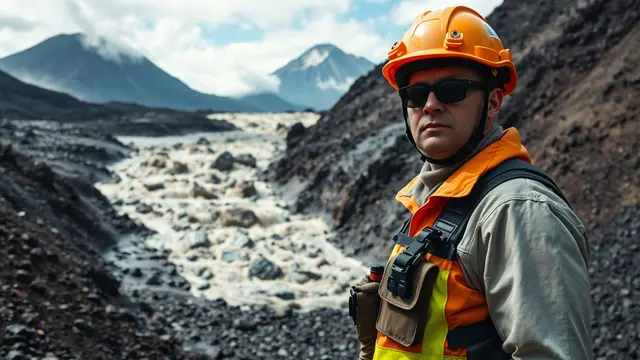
[403,90,490,167]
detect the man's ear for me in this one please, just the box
[485,88,504,133]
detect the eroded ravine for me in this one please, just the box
[96,112,369,313]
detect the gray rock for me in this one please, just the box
[196,137,211,145]
[146,272,162,286]
[233,317,257,331]
[208,174,222,184]
[15,270,33,284]
[6,350,29,360]
[148,155,167,168]
[124,198,140,206]
[221,250,249,263]
[269,288,295,300]
[196,282,210,291]
[221,208,259,228]
[238,180,257,198]
[249,257,282,280]
[135,203,153,214]
[143,182,165,191]
[4,324,35,339]
[191,182,217,199]
[171,161,189,174]
[187,231,210,250]
[290,268,322,284]
[234,153,257,168]
[233,233,255,249]
[212,151,234,171]
[200,269,214,280]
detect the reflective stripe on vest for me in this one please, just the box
[373,128,531,360]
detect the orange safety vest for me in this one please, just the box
[373,127,530,360]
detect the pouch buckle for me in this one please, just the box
[388,227,442,298]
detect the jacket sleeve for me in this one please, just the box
[464,182,592,360]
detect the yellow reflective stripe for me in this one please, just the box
[373,347,465,360]
[420,268,450,357]
[373,269,452,359]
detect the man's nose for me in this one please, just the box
[423,92,444,115]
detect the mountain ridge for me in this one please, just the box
[272,43,375,110]
[0,32,301,113]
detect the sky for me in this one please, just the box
[0,0,504,98]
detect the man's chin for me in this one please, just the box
[419,143,457,160]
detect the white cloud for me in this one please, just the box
[389,0,504,26]
[0,0,398,97]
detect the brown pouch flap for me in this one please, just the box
[378,253,439,310]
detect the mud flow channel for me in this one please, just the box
[96,112,368,314]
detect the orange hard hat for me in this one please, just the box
[381,6,517,95]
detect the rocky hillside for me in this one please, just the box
[268,0,640,357]
[0,69,239,137]
[0,132,186,359]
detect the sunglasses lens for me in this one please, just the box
[433,81,467,104]
[401,86,430,107]
[401,80,473,107]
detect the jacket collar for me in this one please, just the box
[396,127,531,212]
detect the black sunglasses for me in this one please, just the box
[399,79,487,107]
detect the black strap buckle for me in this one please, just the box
[387,227,442,298]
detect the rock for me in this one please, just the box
[88,268,121,296]
[290,264,322,284]
[196,137,211,145]
[124,198,140,206]
[233,317,257,331]
[208,174,222,184]
[148,155,167,168]
[232,233,254,249]
[200,269,214,280]
[135,203,153,214]
[6,351,29,360]
[171,161,188,174]
[196,282,210,291]
[186,255,198,262]
[191,182,217,199]
[268,287,295,300]
[73,319,93,335]
[285,122,306,147]
[5,324,35,340]
[221,250,249,263]
[143,182,165,191]
[234,153,257,168]
[186,231,211,250]
[146,272,162,286]
[131,268,143,278]
[221,208,259,228]
[238,180,257,198]
[211,151,234,171]
[277,348,289,357]
[15,270,33,284]
[185,144,201,154]
[248,257,282,280]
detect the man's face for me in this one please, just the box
[404,66,497,162]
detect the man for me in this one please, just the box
[350,5,592,360]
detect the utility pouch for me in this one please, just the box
[376,254,439,347]
[349,275,381,360]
